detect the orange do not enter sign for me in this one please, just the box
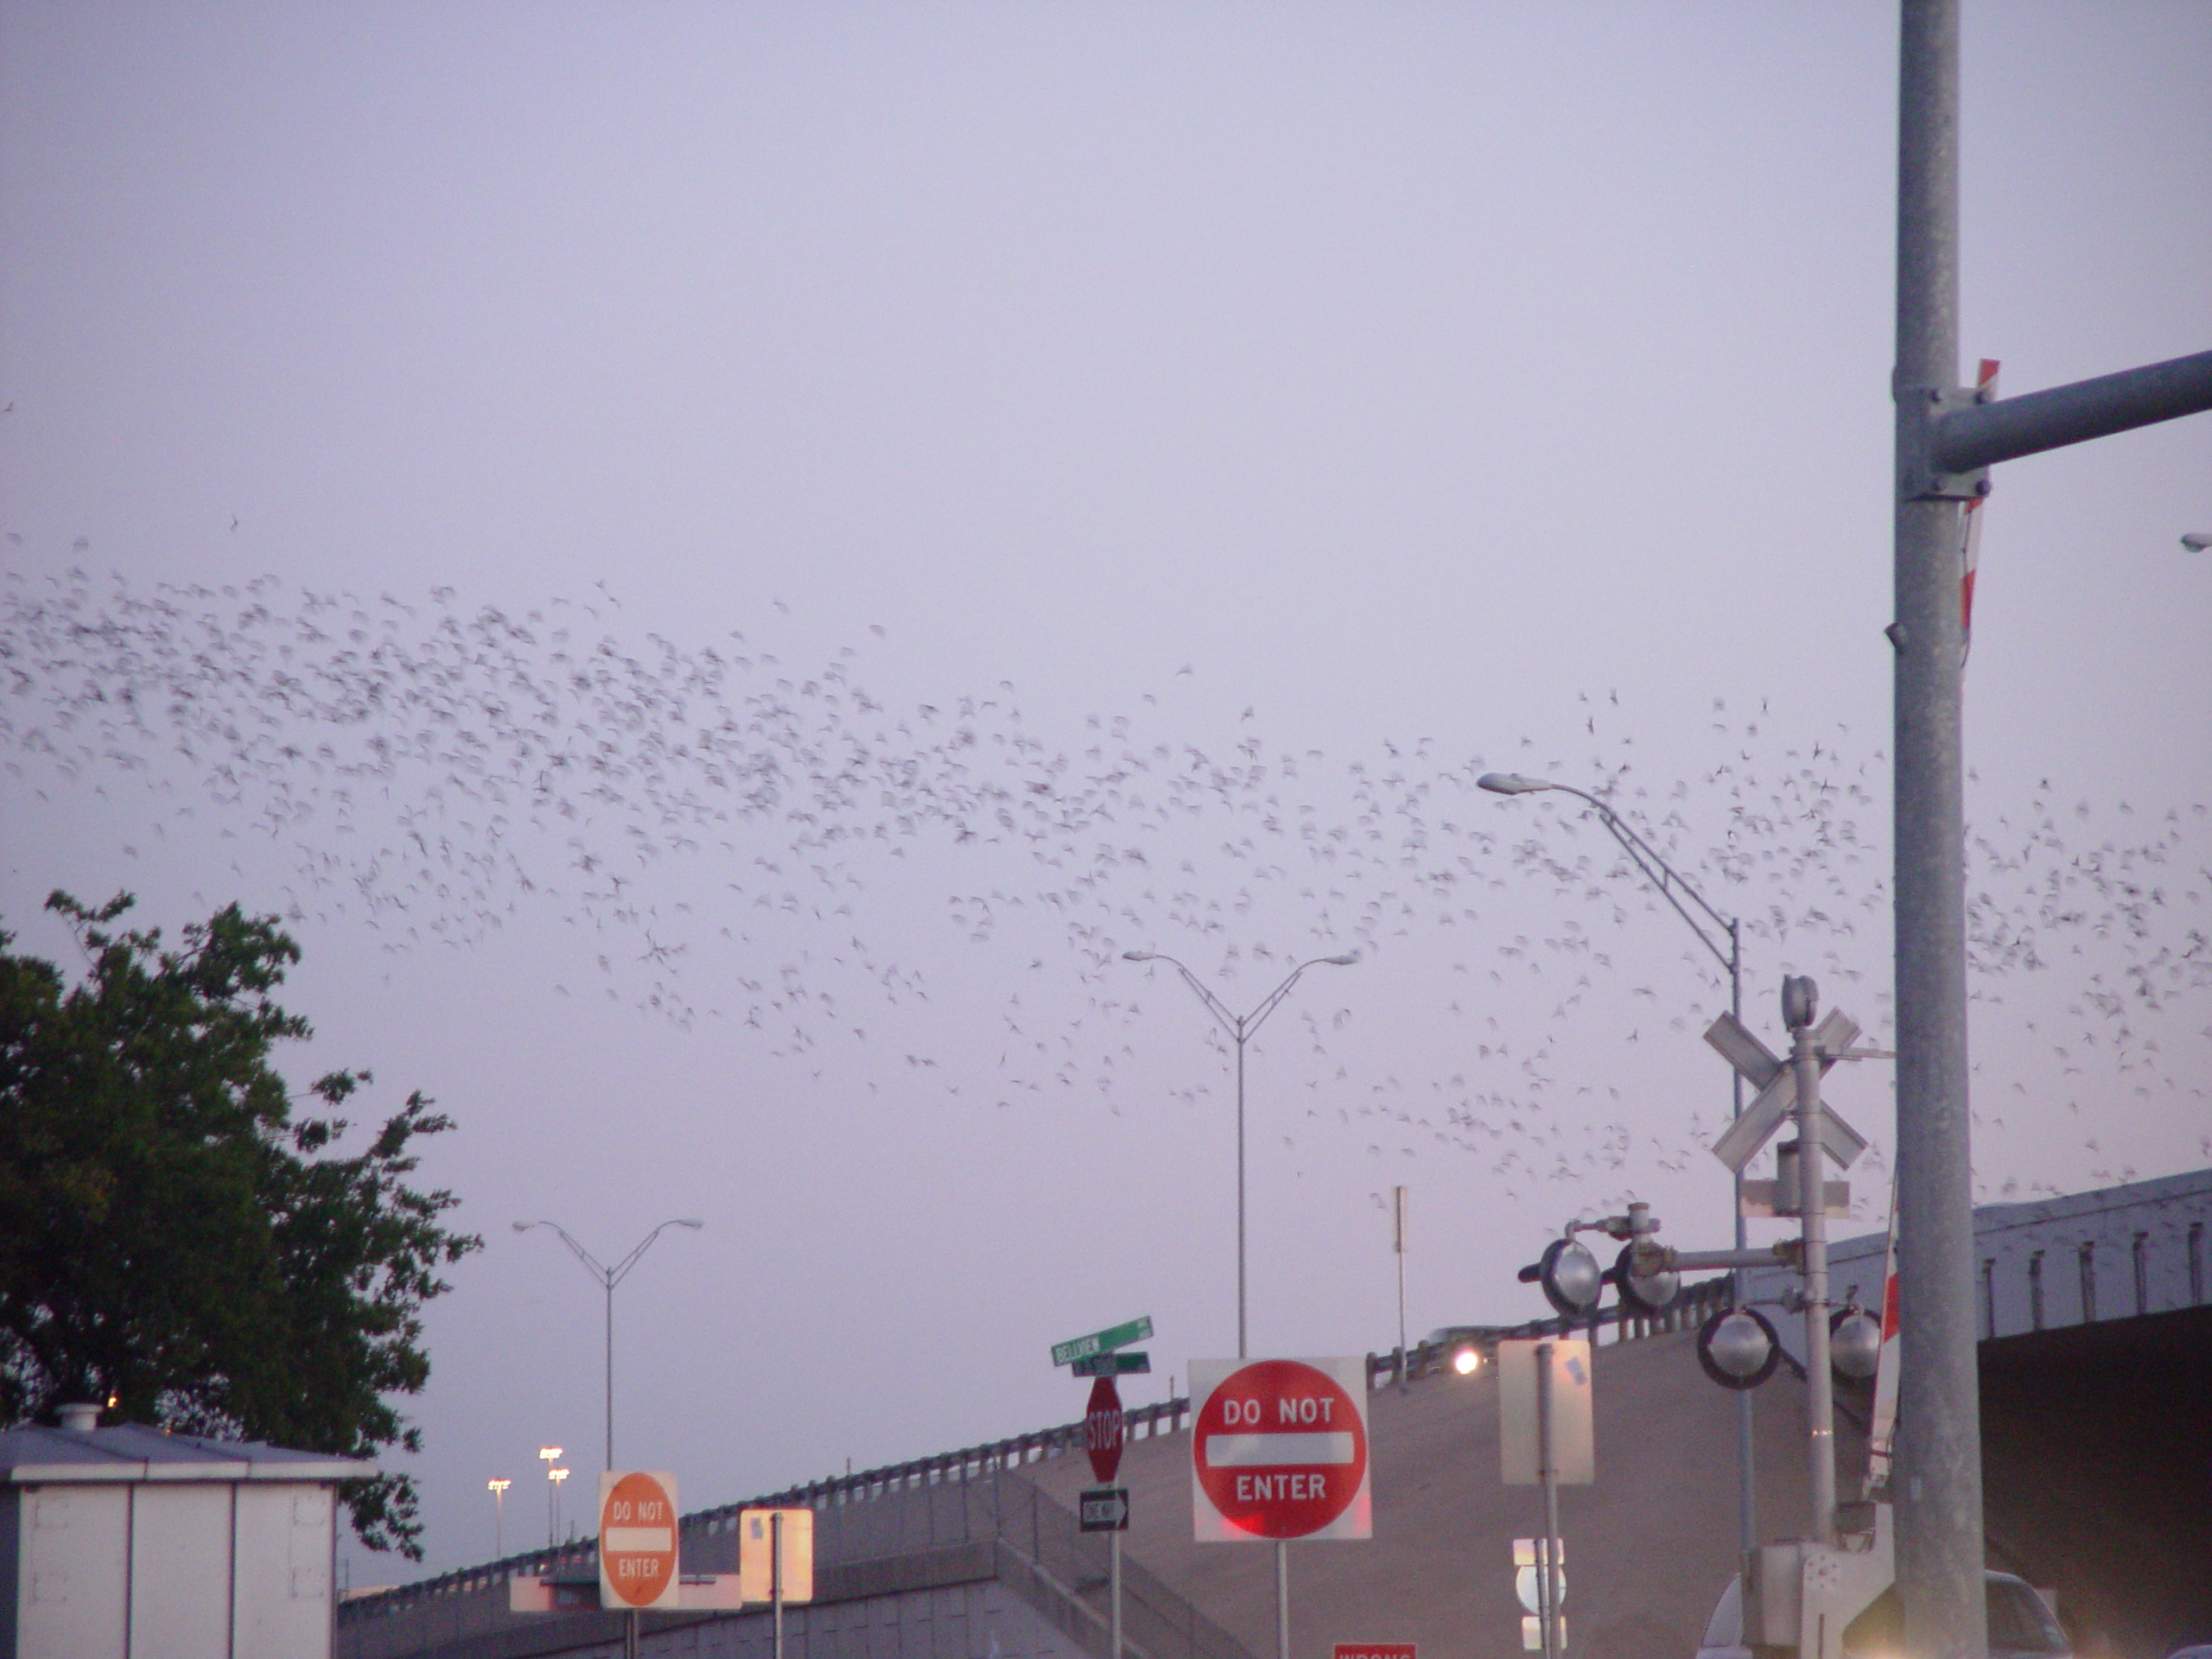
[598,1470,680,1610]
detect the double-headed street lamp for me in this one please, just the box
[1477,771,1756,1558]
[514,1218,703,1473]
[1122,949,1357,1358]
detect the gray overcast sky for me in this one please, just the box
[3,2,2207,1584]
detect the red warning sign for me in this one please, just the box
[598,1470,679,1610]
[1189,1357,1371,1542]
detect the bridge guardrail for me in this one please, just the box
[342,1278,1732,1627]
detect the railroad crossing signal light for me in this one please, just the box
[1522,1236,1605,1318]
[1611,1243,1681,1316]
[1696,1306,1783,1391]
[1829,1306,1883,1381]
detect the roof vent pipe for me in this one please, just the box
[56,1402,100,1432]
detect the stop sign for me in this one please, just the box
[1189,1357,1371,1542]
[598,1470,680,1610]
[1085,1376,1124,1484]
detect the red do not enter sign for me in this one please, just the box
[598,1470,680,1610]
[1189,1357,1371,1542]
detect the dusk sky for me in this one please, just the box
[3,3,2206,1586]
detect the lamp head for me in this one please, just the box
[1122,950,1155,962]
[1477,772,1550,796]
[512,1220,535,1233]
[1782,975,1819,1033]
[2183,532,2209,553]
[676,1218,704,1230]
[1324,953,1359,966]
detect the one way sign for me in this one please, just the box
[1704,1007,1870,1175]
[1080,1488,1130,1532]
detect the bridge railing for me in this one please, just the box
[342,1278,1732,1627]
[1362,1272,1735,1390]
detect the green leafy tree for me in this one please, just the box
[0,891,480,1557]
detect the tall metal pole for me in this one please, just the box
[1394,1185,1410,1393]
[1478,775,1756,1560]
[1122,951,1355,1362]
[1536,1338,1563,1659]
[1788,982,1836,1544]
[1895,3,1987,1655]
[513,1217,702,1478]
[1730,928,1754,1563]
[1236,1032,1249,1360]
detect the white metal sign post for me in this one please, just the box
[1498,1340,1592,1659]
[739,1508,815,1659]
[1191,1357,1372,1659]
[1053,1316,1150,1659]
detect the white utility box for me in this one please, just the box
[0,1405,374,1659]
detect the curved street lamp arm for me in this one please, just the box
[1546,784,1738,976]
[1243,956,1352,1038]
[1135,951,1244,1041]
[1129,950,1353,1041]
[607,1218,704,1288]
[517,1218,613,1286]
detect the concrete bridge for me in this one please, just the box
[340,1169,2211,1659]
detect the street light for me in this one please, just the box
[514,1219,704,1472]
[538,1446,563,1548]
[487,1478,512,1558]
[1122,949,1357,1357]
[550,1466,570,1544]
[1477,770,1757,1559]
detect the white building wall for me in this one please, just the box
[17,1484,130,1659]
[232,1484,334,1659]
[130,1484,235,1659]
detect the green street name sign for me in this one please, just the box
[1071,1350,1152,1377]
[1051,1316,1154,1369]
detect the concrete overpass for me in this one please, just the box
[340,1169,2211,1659]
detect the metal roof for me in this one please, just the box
[0,1421,376,1484]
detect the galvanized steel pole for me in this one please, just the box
[1110,1529,1123,1659]
[1934,349,2212,473]
[1236,1034,1249,1361]
[1788,986,1836,1545]
[1728,926,1754,1566]
[1474,773,1758,1560]
[1894,3,1987,1655]
[1122,951,1355,1361]
[1536,1338,1563,1659]
[1395,1185,1410,1394]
